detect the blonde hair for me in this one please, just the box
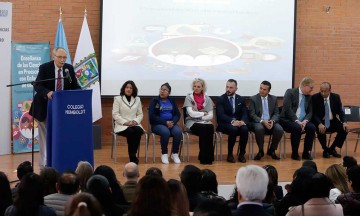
[299,77,314,87]
[325,164,349,194]
[192,78,207,93]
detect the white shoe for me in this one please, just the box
[171,153,181,164]
[161,154,169,164]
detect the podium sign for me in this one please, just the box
[46,90,94,173]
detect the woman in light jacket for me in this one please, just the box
[183,78,214,165]
[112,80,144,164]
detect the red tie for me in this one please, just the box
[56,69,62,91]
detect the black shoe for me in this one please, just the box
[291,154,301,161]
[267,151,280,160]
[238,154,246,163]
[227,154,236,163]
[130,155,139,164]
[200,161,213,165]
[302,154,313,160]
[330,149,341,158]
[323,151,330,158]
[254,152,263,161]
[259,150,264,157]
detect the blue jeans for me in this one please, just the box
[152,124,182,154]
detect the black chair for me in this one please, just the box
[344,105,360,153]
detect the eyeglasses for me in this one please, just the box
[55,55,67,60]
[159,88,169,92]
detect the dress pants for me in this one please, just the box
[252,122,283,151]
[117,126,143,155]
[37,119,47,168]
[219,124,248,155]
[316,118,348,150]
[190,123,214,163]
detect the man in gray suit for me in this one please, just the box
[279,77,316,161]
[249,81,283,160]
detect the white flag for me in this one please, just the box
[73,15,102,122]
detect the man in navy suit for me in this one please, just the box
[312,82,349,158]
[232,165,270,216]
[279,77,316,161]
[216,79,249,163]
[29,47,81,167]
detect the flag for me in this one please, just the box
[54,18,71,64]
[73,15,102,122]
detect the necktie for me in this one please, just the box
[262,97,270,120]
[56,69,62,91]
[229,96,234,114]
[324,99,330,128]
[299,94,306,121]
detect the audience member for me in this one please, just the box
[122,162,139,203]
[86,175,125,216]
[249,81,283,160]
[183,78,215,165]
[216,79,249,163]
[343,156,357,170]
[40,167,60,196]
[0,172,13,216]
[11,161,33,201]
[180,165,207,211]
[127,175,172,216]
[286,173,343,216]
[75,161,93,192]
[199,169,225,200]
[112,80,144,164]
[44,171,80,216]
[263,165,283,201]
[149,82,182,164]
[336,165,360,216]
[167,179,190,216]
[302,160,318,172]
[232,165,270,216]
[279,77,316,160]
[64,192,103,216]
[145,166,163,177]
[325,164,349,202]
[5,173,56,216]
[194,199,231,216]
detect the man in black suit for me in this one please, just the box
[232,165,270,216]
[279,77,316,161]
[249,81,283,160]
[312,82,349,158]
[29,47,81,167]
[216,79,249,163]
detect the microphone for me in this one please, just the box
[65,68,72,83]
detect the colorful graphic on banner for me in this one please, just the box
[11,42,50,153]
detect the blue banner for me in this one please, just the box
[11,42,50,153]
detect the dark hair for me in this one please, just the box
[200,169,218,194]
[304,172,332,200]
[58,171,80,195]
[263,165,279,186]
[128,175,171,216]
[291,166,316,196]
[16,161,33,180]
[145,167,163,177]
[302,160,318,172]
[65,192,103,216]
[14,173,44,216]
[347,165,360,192]
[193,199,231,216]
[167,179,189,216]
[0,172,12,216]
[180,165,202,196]
[343,156,357,170]
[120,80,138,97]
[261,80,272,90]
[161,82,171,93]
[227,79,237,86]
[40,167,60,196]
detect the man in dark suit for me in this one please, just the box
[249,81,283,160]
[29,47,81,167]
[279,77,316,161]
[312,82,349,158]
[216,79,249,163]
[232,165,270,216]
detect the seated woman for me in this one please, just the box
[112,80,144,164]
[325,164,349,202]
[183,78,214,165]
[149,82,182,164]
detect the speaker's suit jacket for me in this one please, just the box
[280,88,312,122]
[249,93,280,123]
[29,61,81,122]
[311,92,346,126]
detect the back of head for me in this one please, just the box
[145,167,163,177]
[302,160,318,172]
[94,165,118,186]
[180,165,202,195]
[291,166,316,195]
[65,192,103,216]
[325,164,349,193]
[58,171,80,195]
[343,156,357,170]
[0,171,12,215]
[236,165,269,202]
[193,199,231,216]
[200,169,218,194]
[86,175,111,201]
[167,179,189,216]
[263,165,279,186]
[75,161,93,191]
[347,165,360,193]
[124,162,139,180]
[40,167,60,196]
[16,161,33,180]
[304,173,331,200]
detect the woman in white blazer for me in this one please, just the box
[112,80,144,164]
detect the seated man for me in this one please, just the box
[249,81,283,160]
[122,162,139,203]
[312,82,349,158]
[279,77,316,160]
[216,79,249,163]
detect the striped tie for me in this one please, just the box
[56,69,62,91]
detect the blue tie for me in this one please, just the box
[299,94,306,121]
[229,97,234,114]
[262,97,270,120]
[324,99,330,128]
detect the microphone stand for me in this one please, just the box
[7,76,66,169]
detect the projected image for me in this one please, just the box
[101,0,295,96]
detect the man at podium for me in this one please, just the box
[30,47,81,168]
